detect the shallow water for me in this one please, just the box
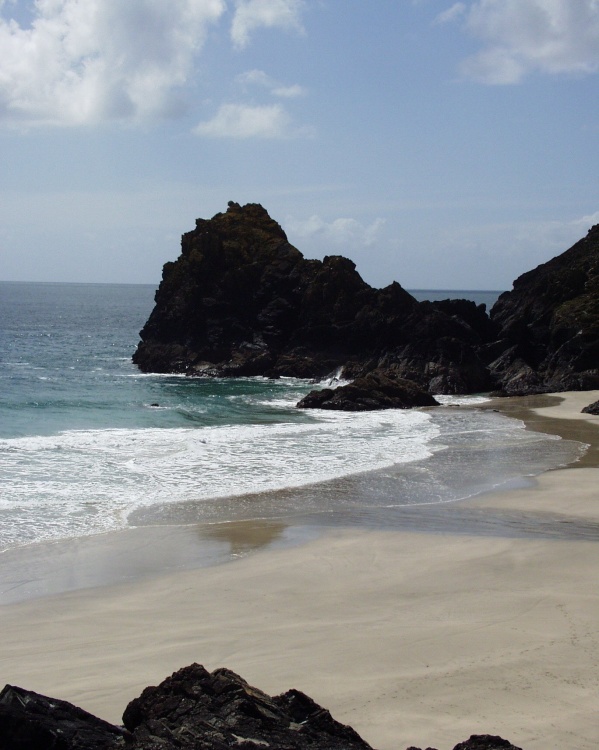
[0,281,585,553]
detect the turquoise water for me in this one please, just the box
[0,281,582,551]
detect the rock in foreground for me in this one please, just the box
[0,664,372,750]
[0,664,525,750]
[407,737,523,750]
[0,683,131,749]
[123,663,372,749]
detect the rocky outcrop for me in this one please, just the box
[408,736,523,750]
[582,399,599,415]
[487,224,599,395]
[297,367,439,411]
[0,665,525,750]
[132,202,493,395]
[133,202,599,401]
[420,737,522,750]
[123,663,372,750]
[0,683,131,749]
[0,666,371,750]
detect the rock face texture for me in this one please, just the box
[133,202,493,396]
[0,666,371,750]
[0,683,131,749]
[488,224,599,395]
[123,663,372,750]
[133,202,599,401]
[0,665,525,750]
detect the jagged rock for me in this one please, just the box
[0,666,526,750]
[0,683,131,749]
[582,399,599,415]
[123,663,373,749]
[297,368,439,410]
[489,224,599,395]
[452,735,523,750]
[407,735,523,750]
[0,667,371,750]
[132,202,492,395]
[430,299,498,343]
[133,202,599,400]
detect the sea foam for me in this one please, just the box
[0,406,437,549]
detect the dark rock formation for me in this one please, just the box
[0,665,372,750]
[407,736,523,750]
[582,399,599,415]
[132,202,493,395]
[133,202,599,400]
[297,367,439,411]
[0,665,526,750]
[0,683,131,749]
[488,224,599,395]
[123,663,372,749]
[451,737,522,750]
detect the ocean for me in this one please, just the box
[0,282,585,555]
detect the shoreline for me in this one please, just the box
[483,390,599,469]
[0,391,598,749]
[0,391,593,606]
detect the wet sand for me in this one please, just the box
[0,391,597,749]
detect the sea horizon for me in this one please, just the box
[1,278,505,292]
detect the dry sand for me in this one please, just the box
[1,392,598,750]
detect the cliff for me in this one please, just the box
[133,202,599,401]
[132,202,493,396]
[487,224,599,395]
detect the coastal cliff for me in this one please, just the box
[133,202,599,402]
[487,224,599,395]
[132,202,493,396]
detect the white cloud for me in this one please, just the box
[570,210,599,230]
[272,83,305,98]
[231,0,305,49]
[434,2,466,25]
[236,69,274,87]
[456,0,599,84]
[0,0,226,126]
[193,102,292,138]
[287,214,386,247]
[432,211,599,289]
[235,68,306,97]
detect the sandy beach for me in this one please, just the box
[1,391,598,750]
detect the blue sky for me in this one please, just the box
[1,0,598,291]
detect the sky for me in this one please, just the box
[0,0,598,291]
